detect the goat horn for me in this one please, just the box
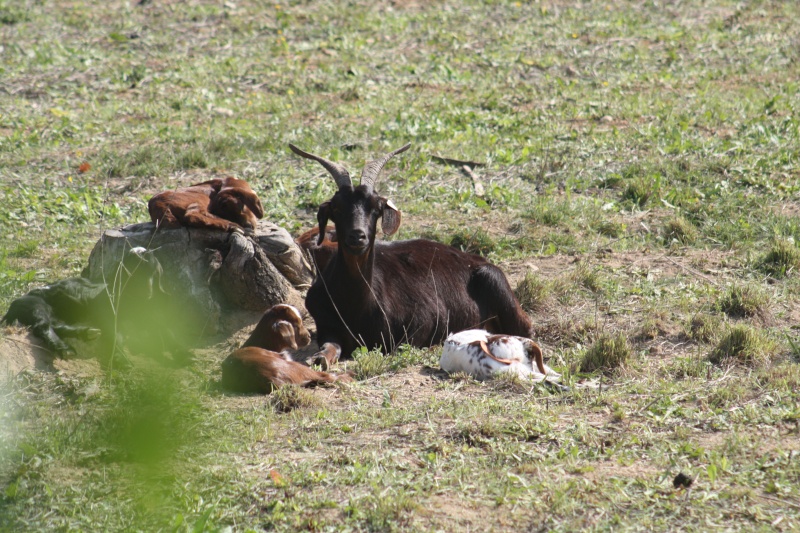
[360,143,411,190]
[289,144,353,189]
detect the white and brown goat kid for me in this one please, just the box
[440,329,562,384]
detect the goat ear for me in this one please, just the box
[249,195,264,219]
[316,202,331,245]
[273,321,298,351]
[381,198,402,237]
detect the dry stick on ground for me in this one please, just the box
[429,153,486,196]
[755,494,800,511]
[429,154,485,168]
[663,256,722,288]
[3,335,51,353]
[461,165,485,197]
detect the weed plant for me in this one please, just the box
[758,239,800,278]
[688,313,722,344]
[717,284,769,320]
[662,216,698,245]
[580,332,631,374]
[514,271,551,312]
[709,325,778,367]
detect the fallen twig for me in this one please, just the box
[664,256,722,288]
[461,165,485,197]
[429,154,485,168]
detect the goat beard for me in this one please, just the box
[344,243,370,256]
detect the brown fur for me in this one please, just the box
[242,304,311,351]
[222,304,350,393]
[296,227,338,275]
[221,347,353,393]
[148,177,264,232]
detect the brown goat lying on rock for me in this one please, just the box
[148,177,264,232]
[221,304,352,393]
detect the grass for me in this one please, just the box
[1,0,800,530]
[758,239,800,279]
[269,384,323,413]
[709,324,779,367]
[662,216,699,245]
[717,283,770,320]
[580,332,632,374]
[514,271,551,312]
[688,313,723,344]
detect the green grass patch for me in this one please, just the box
[709,324,778,367]
[717,283,769,320]
[3,0,800,530]
[758,239,800,278]
[514,271,551,312]
[687,313,723,344]
[447,228,497,256]
[662,216,698,245]
[580,332,631,374]
[269,384,323,413]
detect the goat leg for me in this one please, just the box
[150,206,182,229]
[182,205,240,232]
[53,323,101,341]
[296,366,353,387]
[305,342,341,371]
[33,324,76,356]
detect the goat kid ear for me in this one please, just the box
[273,321,298,351]
[249,195,264,219]
[230,190,264,219]
[316,201,331,245]
[380,198,402,237]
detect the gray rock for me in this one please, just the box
[83,221,313,337]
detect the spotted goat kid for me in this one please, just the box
[439,329,562,383]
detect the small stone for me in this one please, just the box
[673,472,693,489]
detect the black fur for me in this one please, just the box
[2,251,197,364]
[308,237,532,358]
[2,278,115,358]
[296,152,532,360]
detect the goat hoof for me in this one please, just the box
[337,371,355,383]
[544,380,570,393]
[62,346,78,358]
[83,328,102,340]
[306,354,329,371]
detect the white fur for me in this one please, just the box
[277,304,304,324]
[440,329,561,383]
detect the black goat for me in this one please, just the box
[2,277,108,357]
[2,248,195,365]
[289,143,533,367]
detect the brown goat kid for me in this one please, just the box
[221,304,352,393]
[148,177,264,232]
[290,143,533,368]
[242,304,311,351]
[296,227,338,275]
